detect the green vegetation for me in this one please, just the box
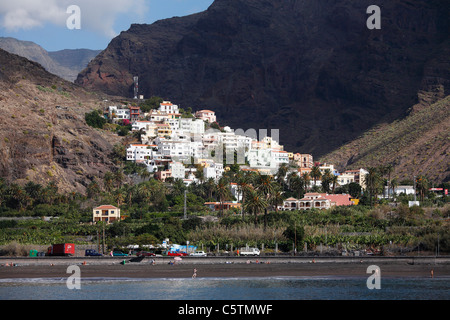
[85,109,106,129]
[139,96,163,113]
[0,162,448,255]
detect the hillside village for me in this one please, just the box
[106,100,374,213]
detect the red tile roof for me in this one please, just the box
[94,205,118,210]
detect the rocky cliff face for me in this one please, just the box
[76,0,449,156]
[0,49,122,194]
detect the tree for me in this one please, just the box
[283,223,304,253]
[289,175,305,199]
[269,189,284,213]
[86,180,101,199]
[348,182,362,199]
[275,164,289,188]
[301,172,311,192]
[140,96,163,113]
[416,175,429,202]
[215,177,230,217]
[235,172,252,218]
[365,167,382,206]
[310,165,322,187]
[331,174,338,194]
[244,189,268,227]
[255,173,276,230]
[103,172,115,193]
[85,110,106,129]
[321,169,333,194]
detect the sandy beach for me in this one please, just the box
[1,257,449,280]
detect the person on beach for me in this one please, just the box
[192,268,197,279]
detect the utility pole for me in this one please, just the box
[102,222,105,255]
[294,221,297,256]
[184,189,187,220]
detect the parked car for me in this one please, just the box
[190,251,207,257]
[113,251,128,257]
[136,251,156,257]
[167,251,188,257]
[85,249,102,256]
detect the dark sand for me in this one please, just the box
[1,262,448,280]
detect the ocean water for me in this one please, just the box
[0,276,449,300]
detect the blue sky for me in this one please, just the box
[0,0,214,51]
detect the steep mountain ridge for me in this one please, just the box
[76,0,450,157]
[0,37,100,82]
[0,48,122,194]
[320,96,450,183]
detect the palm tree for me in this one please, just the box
[384,164,394,200]
[113,188,125,207]
[8,183,29,211]
[331,175,338,194]
[310,165,322,188]
[390,178,398,200]
[215,177,230,217]
[235,173,252,218]
[103,172,115,193]
[244,189,268,227]
[275,163,289,187]
[24,181,42,205]
[113,169,125,189]
[289,175,305,199]
[416,175,429,202]
[301,172,311,192]
[321,169,333,193]
[255,173,276,230]
[269,189,284,213]
[204,178,216,200]
[365,167,382,206]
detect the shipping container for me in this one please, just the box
[47,243,75,256]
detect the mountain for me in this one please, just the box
[0,37,101,82]
[0,48,123,194]
[76,0,450,158]
[320,96,450,183]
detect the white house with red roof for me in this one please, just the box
[280,193,354,211]
[195,110,216,123]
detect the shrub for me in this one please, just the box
[85,110,106,129]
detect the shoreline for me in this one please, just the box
[1,257,449,280]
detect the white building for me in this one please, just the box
[383,185,415,198]
[195,110,216,123]
[272,150,290,166]
[179,118,205,135]
[169,161,186,180]
[109,106,130,121]
[127,144,153,162]
[247,148,274,169]
[159,101,179,114]
[149,110,169,122]
[164,118,180,130]
[132,120,153,132]
[203,162,224,181]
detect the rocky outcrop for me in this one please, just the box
[0,49,122,194]
[0,37,100,82]
[76,0,449,157]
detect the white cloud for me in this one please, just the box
[0,0,148,38]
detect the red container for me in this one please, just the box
[47,243,75,256]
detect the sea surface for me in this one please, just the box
[0,276,449,300]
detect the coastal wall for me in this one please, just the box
[1,256,449,267]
